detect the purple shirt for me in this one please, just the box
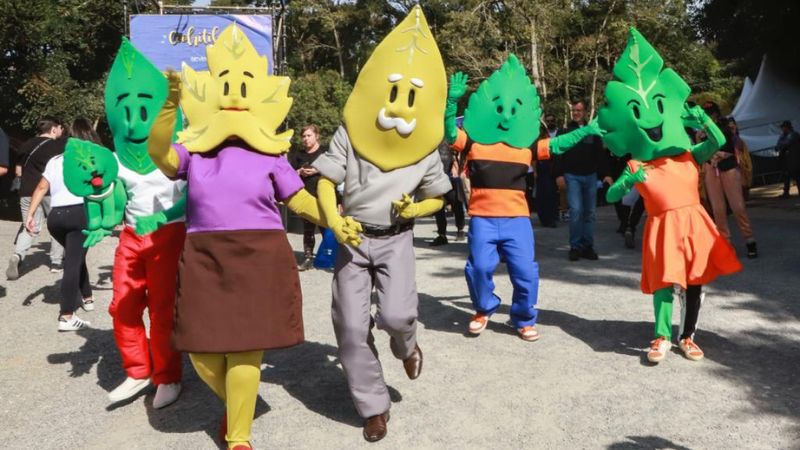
[173,143,304,233]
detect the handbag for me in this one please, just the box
[313,228,339,269]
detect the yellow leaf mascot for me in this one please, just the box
[147,24,357,450]
[311,6,452,442]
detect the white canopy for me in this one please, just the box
[731,55,800,154]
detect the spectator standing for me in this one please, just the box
[776,120,800,197]
[289,125,327,271]
[535,114,560,227]
[430,140,465,246]
[0,127,9,177]
[554,101,612,261]
[6,117,66,280]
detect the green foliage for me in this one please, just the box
[286,70,352,147]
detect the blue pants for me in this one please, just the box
[565,173,598,250]
[464,217,539,328]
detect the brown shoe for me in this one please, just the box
[363,412,389,442]
[403,344,423,380]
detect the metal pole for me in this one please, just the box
[123,0,129,36]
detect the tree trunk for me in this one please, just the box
[332,25,345,79]
[589,0,618,118]
[529,17,543,94]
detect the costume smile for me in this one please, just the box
[643,125,663,142]
[127,136,147,144]
[377,108,417,136]
[497,123,510,131]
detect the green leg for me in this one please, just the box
[653,288,674,340]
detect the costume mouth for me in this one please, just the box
[127,136,147,144]
[223,107,249,112]
[497,124,510,131]
[643,125,663,142]
[84,173,105,188]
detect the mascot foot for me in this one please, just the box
[678,338,704,361]
[647,337,671,363]
[468,313,490,334]
[153,383,181,409]
[108,377,150,403]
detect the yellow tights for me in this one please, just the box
[189,351,263,449]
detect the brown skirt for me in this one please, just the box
[172,230,304,353]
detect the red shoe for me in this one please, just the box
[229,445,251,450]
[678,338,704,361]
[517,325,540,342]
[647,337,671,363]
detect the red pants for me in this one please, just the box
[110,222,185,384]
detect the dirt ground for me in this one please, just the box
[1,190,798,450]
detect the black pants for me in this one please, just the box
[614,197,645,233]
[681,285,703,340]
[302,219,322,256]
[535,160,558,226]
[782,170,800,195]
[435,178,465,236]
[47,205,91,315]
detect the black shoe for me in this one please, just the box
[298,257,314,271]
[624,230,635,249]
[429,235,448,247]
[454,231,466,241]
[779,192,791,199]
[581,247,599,260]
[542,222,557,228]
[568,248,581,261]
[746,241,758,259]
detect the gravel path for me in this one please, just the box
[1,194,798,450]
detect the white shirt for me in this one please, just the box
[42,156,83,207]
[115,154,185,227]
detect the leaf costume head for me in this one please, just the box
[63,138,119,198]
[106,38,177,174]
[463,54,542,148]
[178,23,293,154]
[343,5,446,171]
[597,28,691,161]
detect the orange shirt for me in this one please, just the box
[452,129,551,217]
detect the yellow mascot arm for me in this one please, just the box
[147,71,181,177]
[317,177,362,246]
[392,193,444,219]
[285,189,324,227]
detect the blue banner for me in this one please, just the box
[130,14,273,72]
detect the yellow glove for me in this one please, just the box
[147,70,182,177]
[392,193,445,219]
[317,177,362,247]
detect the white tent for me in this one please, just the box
[731,55,800,154]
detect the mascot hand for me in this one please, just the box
[448,72,469,100]
[630,165,649,186]
[587,117,607,137]
[82,229,112,248]
[681,104,708,130]
[331,216,362,247]
[392,193,419,219]
[135,212,167,236]
[165,70,182,108]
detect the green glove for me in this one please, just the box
[606,166,648,203]
[550,118,603,155]
[82,228,112,248]
[445,72,468,144]
[135,211,167,236]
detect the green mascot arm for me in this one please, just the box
[606,166,647,203]
[134,193,186,236]
[549,118,604,155]
[445,72,468,144]
[317,178,362,247]
[684,105,726,164]
[392,194,444,219]
[148,71,182,178]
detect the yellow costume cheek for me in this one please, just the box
[343,6,446,171]
[177,23,293,154]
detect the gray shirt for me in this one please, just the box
[313,125,452,226]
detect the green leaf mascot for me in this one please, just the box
[445,55,601,341]
[63,38,189,408]
[598,28,742,363]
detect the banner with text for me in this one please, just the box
[130,14,273,72]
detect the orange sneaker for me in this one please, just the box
[647,337,671,363]
[468,313,490,334]
[678,338,704,361]
[517,325,540,342]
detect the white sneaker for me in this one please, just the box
[58,315,90,331]
[81,297,95,312]
[153,383,182,409]
[6,254,20,280]
[108,377,151,403]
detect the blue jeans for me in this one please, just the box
[464,217,539,328]
[565,173,598,250]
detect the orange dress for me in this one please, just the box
[629,152,742,294]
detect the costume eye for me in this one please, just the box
[240,82,247,98]
[657,98,664,114]
[390,85,398,102]
[224,82,230,96]
[511,106,517,115]
[408,89,415,107]
[125,106,131,122]
[497,105,504,114]
[632,105,641,119]
[140,106,147,122]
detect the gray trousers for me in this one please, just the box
[14,196,63,264]
[332,230,418,418]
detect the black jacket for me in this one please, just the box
[552,121,609,179]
